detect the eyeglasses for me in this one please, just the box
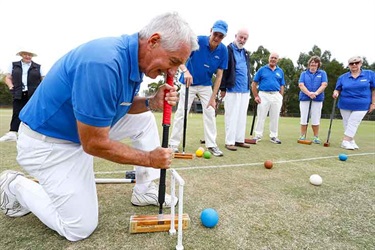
[270,57,278,60]
[212,32,224,39]
[349,62,360,66]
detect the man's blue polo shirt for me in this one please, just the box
[179,35,228,86]
[20,33,143,143]
[298,69,328,102]
[253,65,285,91]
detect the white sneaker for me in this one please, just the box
[0,170,30,217]
[341,140,354,150]
[0,132,17,142]
[351,140,359,149]
[254,136,262,142]
[131,182,177,208]
[208,147,224,157]
[168,145,179,153]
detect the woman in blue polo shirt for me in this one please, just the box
[333,56,375,150]
[298,56,328,144]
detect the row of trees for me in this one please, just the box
[2,45,375,117]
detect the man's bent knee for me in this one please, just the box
[63,217,98,241]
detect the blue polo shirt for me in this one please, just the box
[298,69,328,102]
[253,65,285,91]
[20,33,143,143]
[179,35,228,86]
[335,69,375,111]
[227,43,249,93]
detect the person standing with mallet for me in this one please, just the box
[297,56,328,144]
[333,56,375,150]
[169,20,229,157]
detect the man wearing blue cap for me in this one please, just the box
[169,20,229,156]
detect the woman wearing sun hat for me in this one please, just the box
[333,56,375,150]
[0,49,45,142]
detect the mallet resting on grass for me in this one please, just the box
[174,84,194,159]
[297,99,312,145]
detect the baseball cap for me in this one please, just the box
[212,20,228,36]
[348,56,362,64]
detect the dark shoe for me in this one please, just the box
[270,137,281,144]
[235,142,250,148]
[225,145,237,151]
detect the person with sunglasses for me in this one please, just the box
[169,20,229,157]
[333,56,375,150]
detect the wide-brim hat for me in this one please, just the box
[16,50,37,57]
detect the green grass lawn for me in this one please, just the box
[0,108,374,250]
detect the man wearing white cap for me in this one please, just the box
[0,50,45,142]
[169,20,229,157]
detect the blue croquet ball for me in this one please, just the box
[339,153,348,161]
[200,208,219,228]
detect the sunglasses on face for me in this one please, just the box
[349,62,360,66]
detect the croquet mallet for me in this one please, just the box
[245,101,257,144]
[324,98,337,147]
[129,74,190,233]
[297,99,313,145]
[174,84,194,159]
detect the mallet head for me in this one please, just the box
[297,139,312,145]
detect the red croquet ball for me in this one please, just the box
[264,160,273,169]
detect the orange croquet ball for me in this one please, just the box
[264,160,273,169]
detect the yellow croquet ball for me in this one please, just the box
[195,148,204,157]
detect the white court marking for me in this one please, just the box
[94,152,375,175]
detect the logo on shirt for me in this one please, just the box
[120,102,131,106]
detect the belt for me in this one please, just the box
[260,91,279,94]
[19,123,74,144]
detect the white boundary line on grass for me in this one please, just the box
[94,152,375,175]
